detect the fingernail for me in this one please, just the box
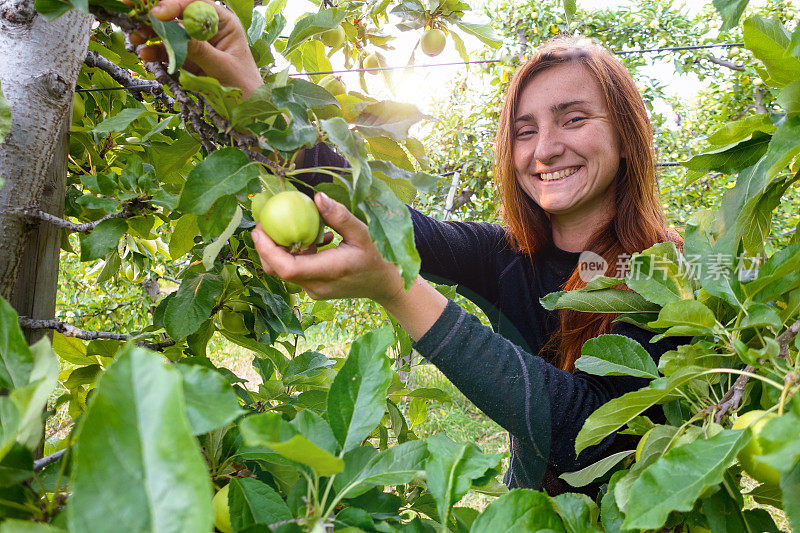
[317,192,331,209]
[251,230,261,244]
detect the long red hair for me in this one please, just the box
[494,37,682,371]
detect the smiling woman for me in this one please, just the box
[159,13,686,495]
[249,37,687,496]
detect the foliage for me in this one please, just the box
[0,0,797,531]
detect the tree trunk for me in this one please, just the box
[0,0,92,304]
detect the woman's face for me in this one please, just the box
[512,63,623,224]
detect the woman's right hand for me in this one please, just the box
[130,0,264,96]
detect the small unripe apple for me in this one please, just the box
[212,484,232,533]
[363,53,380,74]
[320,25,346,47]
[732,410,781,487]
[259,191,322,253]
[420,28,446,57]
[182,1,219,41]
[320,75,345,96]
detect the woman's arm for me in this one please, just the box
[251,193,675,475]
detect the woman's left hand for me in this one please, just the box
[251,192,405,305]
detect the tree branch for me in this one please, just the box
[18,316,176,351]
[714,367,752,423]
[703,55,745,71]
[776,318,800,362]
[84,50,174,107]
[712,319,800,422]
[33,449,66,471]
[9,198,152,233]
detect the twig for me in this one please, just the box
[712,319,800,422]
[700,55,745,71]
[713,367,752,423]
[9,199,150,233]
[18,317,176,351]
[34,450,66,471]
[776,318,800,362]
[84,50,175,106]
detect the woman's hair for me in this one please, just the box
[494,36,682,372]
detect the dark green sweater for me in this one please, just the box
[302,144,681,495]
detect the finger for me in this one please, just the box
[252,225,298,278]
[138,44,168,63]
[315,193,370,246]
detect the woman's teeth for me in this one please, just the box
[539,166,580,181]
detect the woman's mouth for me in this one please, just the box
[538,166,581,182]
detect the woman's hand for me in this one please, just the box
[252,192,449,340]
[251,192,406,306]
[130,0,263,96]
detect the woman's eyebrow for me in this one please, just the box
[550,100,589,113]
[515,100,590,123]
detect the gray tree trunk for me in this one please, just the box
[0,0,93,306]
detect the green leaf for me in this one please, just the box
[713,0,749,31]
[781,461,800,531]
[706,114,776,147]
[202,205,242,270]
[683,132,771,175]
[358,179,421,290]
[164,273,223,339]
[334,440,429,499]
[239,412,344,476]
[777,81,800,114]
[541,288,660,313]
[575,366,705,454]
[563,0,576,20]
[576,334,659,379]
[169,214,199,259]
[284,8,346,55]
[625,243,694,306]
[79,219,127,262]
[177,147,258,215]
[354,101,431,141]
[453,21,502,49]
[320,117,372,207]
[327,327,394,451]
[0,83,10,144]
[647,300,717,335]
[552,492,603,533]
[703,481,781,533]
[51,331,95,366]
[559,450,633,487]
[222,0,253,32]
[282,350,333,385]
[68,346,213,532]
[287,78,340,110]
[0,297,34,391]
[228,478,292,531]
[0,520,67,533]
[369,160,441,194]
[425,434,502,527]
[469,489,566,533]
[176,364,245,435]
[148,14,189,74]
[624,430,749,529]
[178,71,243,120]
[743,16,800,87]
[92,108,145,134]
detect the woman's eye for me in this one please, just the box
[566,117,586,125]
[516,129,536,138]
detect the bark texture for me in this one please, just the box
[0,4,93,301]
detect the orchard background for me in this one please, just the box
[0,0,799,531]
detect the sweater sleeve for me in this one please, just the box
[412,300,680,473]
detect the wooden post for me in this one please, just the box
[10,110,69,344]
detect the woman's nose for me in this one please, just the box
[534,127,565,163]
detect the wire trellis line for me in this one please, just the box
[287,42,745,77]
